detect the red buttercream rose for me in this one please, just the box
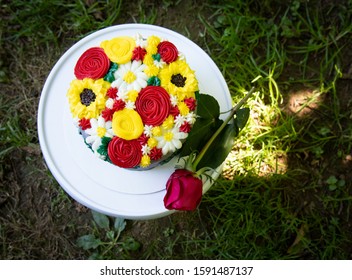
[163,169,203,211]
[108,137,142,168]
[135,86,171,126]
[74,47,110,80]
[157,41,178,64]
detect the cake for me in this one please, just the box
[66,34,199,169]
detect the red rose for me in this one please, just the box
[163,169,203,211]
[74,47,110,80]
[157,41,178,63]
[108,137,142,168]
[135,86,171,126]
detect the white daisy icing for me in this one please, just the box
[156,127,188,155]
[85,116,113,155]
[112,60,148,92]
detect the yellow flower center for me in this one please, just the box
[112,108,144,140]
[164,131,174,142]
[97,127,107,138]
[123,70,137,84]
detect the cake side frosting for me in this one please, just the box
[67,34,198,169]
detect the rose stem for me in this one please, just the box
[192,86,255,171]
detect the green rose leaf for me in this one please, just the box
[196,121,238,170]
[180,117,223,157]
[92,210,110,230]
[77,234,102,250]
[235,107,250,130]
[196,94,220,119]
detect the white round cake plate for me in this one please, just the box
[38,24,232,220]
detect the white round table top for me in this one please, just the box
[38,24,232,220]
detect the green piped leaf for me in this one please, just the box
[104,62,118,83]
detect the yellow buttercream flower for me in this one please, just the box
[162,115,174,130]
[146,35,161,54]
[140,155,151,168]
[144,65,160,77]
[177,101,190,116]
[67,78,109,119]
[112,108,144,140]
[127,90,139,102]
[152,126,162,136]
[159,60,198,100]
[100,36,136,64]
[147,137,158,148]
[143,54,154,66]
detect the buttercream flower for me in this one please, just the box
[134,33,147,47]
[74,47,110,80]
[157,41,178,64]
[174,115,186,128]
[67,78,109,119]
[184,97,197,111]
[108,137,142,168]
[79,118,91,130]
[132,46,147,61]
[156,127,188,155]
[100,36,136,64]
[85,116,114,154]
[140,155,151,168]
[112,60,148,92]
[144,64,160,77]
[112,108,144,140]
[141,144,151,155]
[135,86,171,126]
[159,60,198,100]
[163,169,203,211]
[150,147,163,160]
[185,112,197,125]
[147,137,158,148]
[177,101,190,116]
[146,35,161,54]
[162,115,174,130]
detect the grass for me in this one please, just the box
[1,0,352,259]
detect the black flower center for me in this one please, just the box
[171,74,186,87]
[80,88,96,106]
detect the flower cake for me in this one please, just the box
[67,34,199,169]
